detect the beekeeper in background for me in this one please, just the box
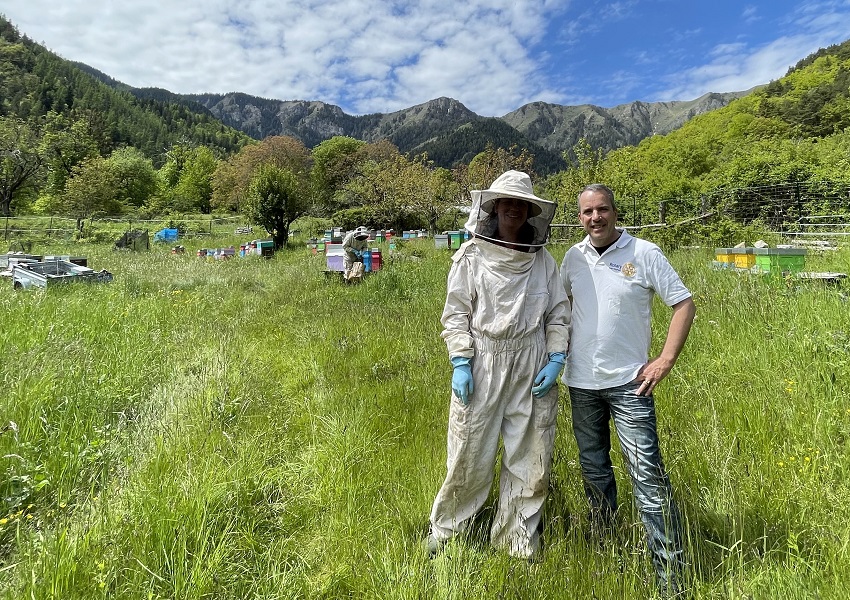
[427,170,571,561]
[342,226,370,281]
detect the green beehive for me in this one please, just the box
[752,248,806,274]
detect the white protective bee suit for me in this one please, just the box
[342,226,370,280]
[429,171,571,558]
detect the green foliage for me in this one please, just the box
[173,146,218,213]
[244,164,306,247]
[61,154,123,228]
[310,136,367,214]
[543,38,850,235]
[211,136,311,216]
[332,206,380,231]
[641,216,776,250]
[0,115,42,215]
[290,215,334,238]
[104,147,159,208]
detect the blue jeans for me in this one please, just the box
[569,382,684,587]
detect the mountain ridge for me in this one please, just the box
[77,60,750,174]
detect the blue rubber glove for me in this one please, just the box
[450,356,474,405]
[531,352,566,398]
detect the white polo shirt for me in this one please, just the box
[560,230,691,390]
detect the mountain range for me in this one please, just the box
[74,61,751,175]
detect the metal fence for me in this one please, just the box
[550,181,850,245]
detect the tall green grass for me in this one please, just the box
[1,237,849,598]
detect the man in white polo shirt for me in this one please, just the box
[560,184,695,595]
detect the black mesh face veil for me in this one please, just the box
[464,191,557,251]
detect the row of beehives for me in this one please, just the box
[713,247,807,274]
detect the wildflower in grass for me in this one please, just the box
[778,461,785,467]
[0,518,7,525]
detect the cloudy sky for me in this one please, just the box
[4,0,850,116]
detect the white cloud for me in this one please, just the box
[742,5,760,24]
[4,0,570,115]
[657,3,850,101]
[3,0,849,116]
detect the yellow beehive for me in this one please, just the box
[730,248,755,269]
[714,248,734,267]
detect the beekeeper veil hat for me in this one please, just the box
[464,170,556,250]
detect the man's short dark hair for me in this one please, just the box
[578,184,617,213]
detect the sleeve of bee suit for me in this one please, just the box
[342,231,356,254]
[543,250,571,356]
[440,245,477,358]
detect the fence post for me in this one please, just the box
[4,216,8,242]
[659,201,667,224]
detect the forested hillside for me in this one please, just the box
[544,38,850,232]
[0,16,251,163]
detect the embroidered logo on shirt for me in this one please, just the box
[621,262,636,277]
[608,262,622,272]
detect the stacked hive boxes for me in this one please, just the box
[732,248,756,270]
[713,247,807,274]
[713,248,734,269]
[752,248,807,274]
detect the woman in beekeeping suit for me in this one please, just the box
[427,170,571,561]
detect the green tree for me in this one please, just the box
[546,138,605,222]
[0,116,42,215]
[159,142,193,190]
[310,136,367,216]
[174,146,218,213]
[39,111,100,200]
[244,165,307,248]
[467,143,535,191]
[212,136,311,213]
[105,146,159,208]
[61,155,122,232]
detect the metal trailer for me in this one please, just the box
[10,259,113,290]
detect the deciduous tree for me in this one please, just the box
[244,165,307,248]
[106,146,159,208]
[212,136,310,213]
[62,155,122,232]
[0,116,42,215]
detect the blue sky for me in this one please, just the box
[3,0,850,116]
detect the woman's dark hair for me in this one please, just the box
[479,209,535,248]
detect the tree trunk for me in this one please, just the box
[0,192,11,216]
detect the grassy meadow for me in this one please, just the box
[1,231,850,599]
